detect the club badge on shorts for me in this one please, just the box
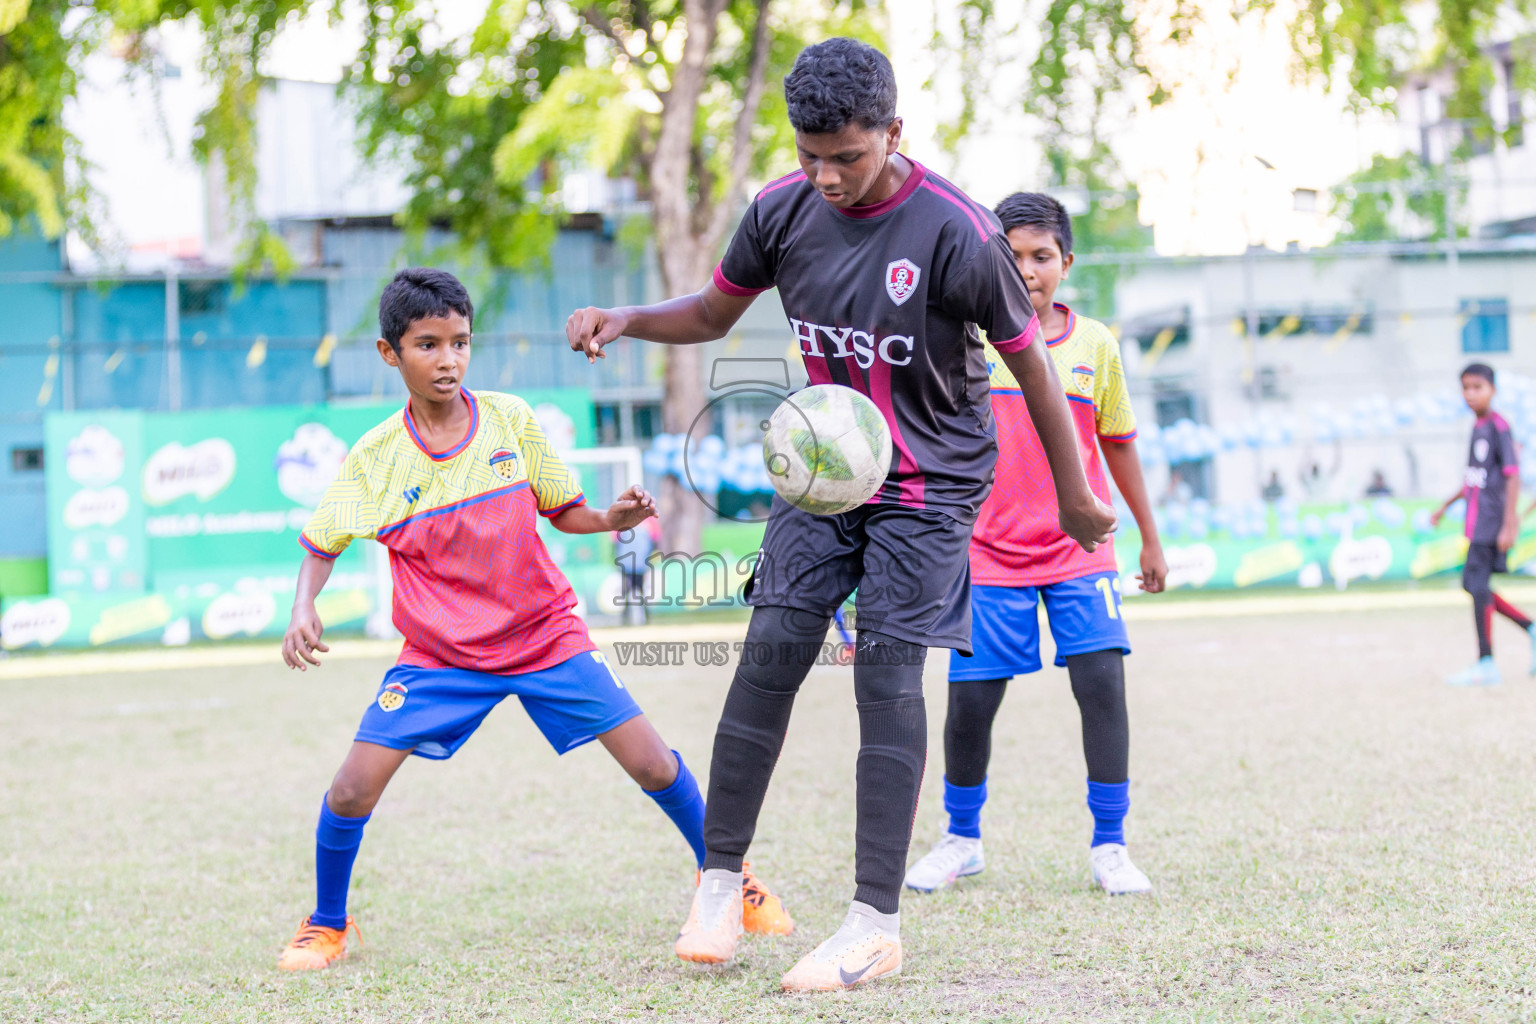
[377,681,408,712]
[886,258,921,306]
[489,447,519,481]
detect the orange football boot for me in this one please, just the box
[277,916,361,971]
[741,862,794,936]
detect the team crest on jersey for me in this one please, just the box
[885,259,921,306]
[377,681,408,712]
[1473,437,1490,462]
[489,448,519,481]
[1072,363,1094,395]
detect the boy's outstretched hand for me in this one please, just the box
[282,605,330,671]
[567,307,629,363]
[606,486,659,532]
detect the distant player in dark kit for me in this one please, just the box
[566,39,1115,991]
[1430,363,1535,686]
[274,268,790,972]
[904,192,1166,898]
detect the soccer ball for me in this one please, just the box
[762,384,893,515]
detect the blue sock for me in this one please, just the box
[643,750,706,867]
[312,796,370,930]
[1086,779,1129,847]
[944,777,988,839]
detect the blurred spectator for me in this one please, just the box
[613,518,659,626]
[1365,470,1394,498]
[1261,471,1285,503]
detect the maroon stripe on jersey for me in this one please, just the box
[836,162,928,219]
[803,353,834,385]
[920,181,988,241]
[923,171,997,223]
[867,351,925,506]
[713,264,769,297]
[759,170,808,198]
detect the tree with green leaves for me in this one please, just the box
[1331,151,1468,243]
[345,0,877,549]
[936,0,1532,295]
[3,0,875,551]
[0,0,310,266]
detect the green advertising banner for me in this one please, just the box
[0,581,376,651]
[9,389,599,651]
[46,411,148,595]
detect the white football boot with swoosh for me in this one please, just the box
[781,901,902,992]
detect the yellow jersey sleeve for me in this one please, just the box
[513,399,586,516]
[1090,320,1137,441]
[299,448,383,559]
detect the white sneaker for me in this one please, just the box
[903,833,984,893]
[1089,843,1152,895]
[1447,656,1501,687]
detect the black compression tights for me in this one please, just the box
[944,649,1129,788]
[701,606,927,915]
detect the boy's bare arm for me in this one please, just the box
[283,553,335,671]
[996,342,1117,551]
[566,283,757,362]
[549,487,658,535]
[1499,477,1521,551]
[1101,439,1166,592]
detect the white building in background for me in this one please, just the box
[1114,243,1536,508]
[1398,39,1536,239]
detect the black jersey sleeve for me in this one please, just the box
[714,202,776,296]
[939,233,1039,352]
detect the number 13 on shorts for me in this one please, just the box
[1094,575,1123,620]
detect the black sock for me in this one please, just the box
[943,679,1008,789]
[701,606,829,872]
[1066,650,1129,783]
[851,630,928,915]
[1466,566,1494,659]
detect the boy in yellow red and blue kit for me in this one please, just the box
[904,193,1169,897]
[275,268,789,971]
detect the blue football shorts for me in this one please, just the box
[354,649,644,760]
[948,572,1131,682]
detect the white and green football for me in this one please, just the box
[762,384,893,515]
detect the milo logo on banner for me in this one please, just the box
[143,439,237,506]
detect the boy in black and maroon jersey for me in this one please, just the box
[566,38,1115,991]
[1430,362,1535,686]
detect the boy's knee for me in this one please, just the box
[635,749,678,792]
[326,775,382,818]
[1067,651,1126,710]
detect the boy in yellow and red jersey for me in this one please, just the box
[905,193,1169,896]
[274,268,789,971]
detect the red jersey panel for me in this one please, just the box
[970,308,1135,586]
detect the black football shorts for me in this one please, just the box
[743,496,977,653]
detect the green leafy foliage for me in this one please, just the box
[1331,152,1467,243]
[0,0,80,239]
[1292,0,1535,140]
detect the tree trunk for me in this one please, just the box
[656,246,715,557]
[647,0,773,556]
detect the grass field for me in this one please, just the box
[6,594,1536,1022]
